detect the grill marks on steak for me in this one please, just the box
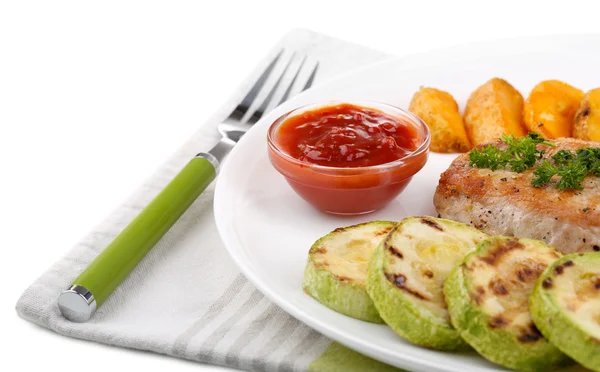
[434,138,600,254]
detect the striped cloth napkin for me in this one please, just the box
[16,28,401,372]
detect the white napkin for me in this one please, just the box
[16,29,391,372]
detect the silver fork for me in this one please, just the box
[208,50,318,161]
[58,50,319,322]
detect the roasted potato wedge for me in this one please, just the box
[463,78,526,146]
[573,88,600,141]
[409,87,470,153]
[523,80,584,138]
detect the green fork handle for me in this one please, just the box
[57,153,218,322]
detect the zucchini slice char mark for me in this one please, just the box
[303,221,396,323]
[444,237,570,372]
[366,216,488,350]
[530,253,600,372]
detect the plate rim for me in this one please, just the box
[213,33,600,371]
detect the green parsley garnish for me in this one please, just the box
[468,133,600,190]
[576,147,600,176]
[532,148,600,190]
[551,150,574,166]
[555,159,588,190]
[531,160,557,187]
[469,133,552,172]
[468,144,507,171]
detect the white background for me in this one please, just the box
[2,0,600,370]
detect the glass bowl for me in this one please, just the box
[267,101,431,215]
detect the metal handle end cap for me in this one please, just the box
[58,285,97,322]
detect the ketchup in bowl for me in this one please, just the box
[276,104,419,167]
[267,102,430,215]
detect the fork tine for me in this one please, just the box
[228,49,284,121]
[276,55,307,106]
[247,52,296,125]
[302,61,319,91]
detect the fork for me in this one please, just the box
[203,50,317,164]
[57,50,319,322]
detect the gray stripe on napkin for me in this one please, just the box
[224,303,280,367]
[280,329,329,372]
[198,289,266,362]
[172,273,248,356]
[251,309,303,371]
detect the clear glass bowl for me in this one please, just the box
[267,101,431,215]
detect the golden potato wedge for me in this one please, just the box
[408,87,470,153]
[529,80,582,96]
[573,88,600,141]
[463,78,526,146]
[523,80,583,138]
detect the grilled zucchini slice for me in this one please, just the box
[366,217,488,350]
[444,237,569,372]
[530,253,600,371]
[303,221,396,323]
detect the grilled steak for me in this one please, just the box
[434,138,600,254]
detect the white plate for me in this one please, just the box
[214,35,600,372]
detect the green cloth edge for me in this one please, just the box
[308,342,405,372]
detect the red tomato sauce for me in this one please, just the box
[275,103,419,167]
[268,102,430,215]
